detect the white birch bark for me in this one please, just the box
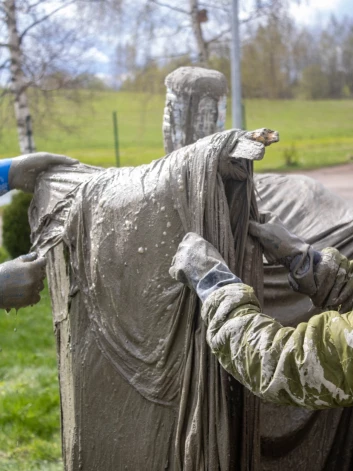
[4,0,36,154]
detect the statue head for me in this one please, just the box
[163,67,228,153]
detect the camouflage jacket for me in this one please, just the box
[201,247,353,410]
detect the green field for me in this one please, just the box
[0,286,62,470]
[0,92,353,469]
[0,91,353,172]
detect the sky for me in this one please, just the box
[291,0,352,25]
[96,0,353,86]
[100,0,353,85]
[1,0,352,88]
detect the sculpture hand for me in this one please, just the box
[0,253,47,310]
[9,152,78,193]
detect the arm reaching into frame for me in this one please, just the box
[170,232,353,410]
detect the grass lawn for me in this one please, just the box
[0,91,352,469]
[0,286,62,470]
[0,91,352,172]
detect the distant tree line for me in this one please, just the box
[121,11,353,100]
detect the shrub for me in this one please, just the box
[283,144,299,168]
[0,246,10,263]
[2,192,33,259]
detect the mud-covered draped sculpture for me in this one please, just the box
[163,65,353,471]
[29,129,278,471]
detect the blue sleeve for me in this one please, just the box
[0,159,12,195]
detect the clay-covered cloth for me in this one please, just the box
[255,173,353,471]
[29,130,263,471]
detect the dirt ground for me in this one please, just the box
[288,163,353,203]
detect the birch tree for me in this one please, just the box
[3,0,35,153]
[0,0,88,153]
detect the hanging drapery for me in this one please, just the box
[29,130,266,470]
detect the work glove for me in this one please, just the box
[309,247,353,312]
[0,253,47,310]
[169,232,241,302]
[250,215,353,310]
[9,153,78,193]
[249,212,322,297]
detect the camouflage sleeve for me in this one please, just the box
[201,283,353,410]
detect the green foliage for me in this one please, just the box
[298,65,329,99]
[2,192,32,259]
[0,285,62,469]
[121,56,192,95]
[283,144,299,167]
[0,246,10,264]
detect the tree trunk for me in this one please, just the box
[4,0,36,154]
[189,0,209,66]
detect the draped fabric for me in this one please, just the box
[256,173,353,471]
[29,130,264,470]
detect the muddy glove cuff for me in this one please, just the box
[0,159,12,195]
[287,248,322,297]
[196,262,241,302]
[170,232,241,303]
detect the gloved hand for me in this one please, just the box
[248,212,310,267]
[249,212,321,297]
[9,153,78,193]
[309,247,353,312]
[0,253,47,310]
[170,232,241,302]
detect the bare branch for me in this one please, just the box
[0,59,10,70]
[19,0,75,43]
[22,0,50,12]
[198,2,229,11]
[149,0,189,15]
[152,23,190,40]
[151,51,191,61]
[206,28,231,45]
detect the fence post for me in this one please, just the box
[112,111,120,167]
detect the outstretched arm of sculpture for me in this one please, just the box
[170,232,353,410]
[0,152,78,194]
[0,153,77,310]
